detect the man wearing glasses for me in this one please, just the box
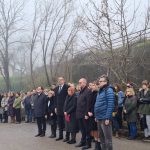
[94,75,115,150]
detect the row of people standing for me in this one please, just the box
[0,91,36,124]
[33,77,102,150]
[45,77,150,150]
[111,80,150,141]
[0,76,150,150]
[0,92,21,123]
[42,76,115,150]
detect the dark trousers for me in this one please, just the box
[25,108,32,122]
[31,109,35,122]
[128,122,137,138]
[36,117,46,134]
[57,115,65,138]
[0,114,2,122]
[15,108,21,123]
[51,120,57,136]
[71,132,76,141]
[78,118,90,143]
[97,120,113,150]
[117,107,123,129]
[65,132,76,141]
[3,111,8,123]
[66,132,70,140]
[112,115,119,132]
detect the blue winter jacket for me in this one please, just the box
[94,85,115,120]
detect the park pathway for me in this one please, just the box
[0,123,150,150]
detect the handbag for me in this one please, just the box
[65,114,70,122]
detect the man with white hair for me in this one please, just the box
[76,78,92,150]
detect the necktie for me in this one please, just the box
[59,86,62,93]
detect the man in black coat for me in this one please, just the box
[34,86,47,137]
[76,78,92,150]
[55,77,69,141]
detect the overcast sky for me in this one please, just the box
[23,0,149,28]
[14,0,150,68]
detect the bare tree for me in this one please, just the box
[80,0,149,84]
[38,0,73,85]
[53,17,81,80]
[10,44,28,89]
[0,0,24,91]
[29,1,44,88]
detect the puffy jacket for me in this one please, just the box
[94,85,115,120]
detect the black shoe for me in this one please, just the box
[127,136,136,140]
[67,140,76,144]
[82,145,91,150]
[63,139,69,142]
[40,133,45,137]
[49,135,56,138]
[143,136,150,142]
[35,133,41,137]
[75,142,86,147]
[56,137,63,141]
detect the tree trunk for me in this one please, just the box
[43,58,51,86]
[4,37,11,91]
[30,49,36,88]
[4,56,11,91]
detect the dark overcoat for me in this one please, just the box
[138,89,150,115]
[124,96,137,123]
[87,90,98,131]
[8,96,15,117]
[55,84,69,116]
[76,86,92,119]
[64,94,78,133]
[34,93,47,117]
[48,96,57,122]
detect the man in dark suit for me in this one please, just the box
[75,78,92,149]
[55,77,69,141]
[34,86,47,137]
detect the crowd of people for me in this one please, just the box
[0,75,150,150]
